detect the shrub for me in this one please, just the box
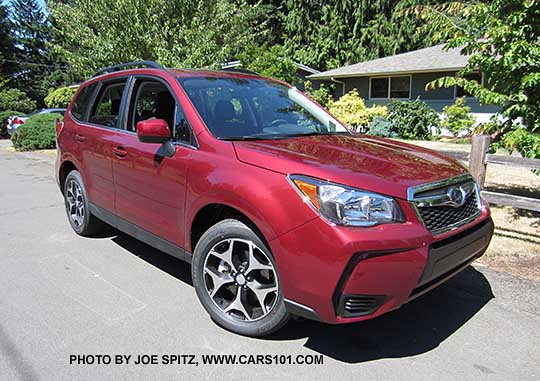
[387,98,439,140]
[303,81,334,108]
[0,88,36,113]
[11,113,60,151]
[368,116,400,138]
[0,110,23,137]
[328,89,387,131]
[44,86,77,108]
[441,97,476,137]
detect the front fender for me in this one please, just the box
[184,150,317,252]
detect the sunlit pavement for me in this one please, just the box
[1,140,539,380]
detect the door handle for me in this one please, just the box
[112,146,128,158]
[75,133,85,143]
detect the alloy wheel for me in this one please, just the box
[66,179,85,228]
[203,238,279,322]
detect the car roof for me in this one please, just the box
[88,67,280,84]
[169,68,263,80]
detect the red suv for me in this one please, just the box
[56,61,494,336]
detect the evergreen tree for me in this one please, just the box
[254,0,450,71]
[0,0,16,81]
[11,0,51,104]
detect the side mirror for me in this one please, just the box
[136,119,175,158]
[136,119,171,144]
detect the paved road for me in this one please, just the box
[1,140,539,380]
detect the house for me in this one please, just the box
[308,44,499,124]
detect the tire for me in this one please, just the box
[192,219,290,336]
[63,170,104,236]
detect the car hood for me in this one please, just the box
[233,134,468,200]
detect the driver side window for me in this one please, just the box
[128,78,194,145]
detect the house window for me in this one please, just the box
[370,78,389,98]
[455,72,483,98]
[370,76,411,99]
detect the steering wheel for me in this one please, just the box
[270,119,288,127]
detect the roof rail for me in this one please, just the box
[221,67,260,76]
[93,61,165,77]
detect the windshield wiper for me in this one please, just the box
[219,131,350,141]
[218,135,278,141]
[280,131,350,138]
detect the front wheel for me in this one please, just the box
[192,219,289,336]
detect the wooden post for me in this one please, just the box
[469,135,491,189]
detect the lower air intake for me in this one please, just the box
[337,294,385,317]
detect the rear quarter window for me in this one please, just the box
[71,83,98,121]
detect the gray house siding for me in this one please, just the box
[412,72,456,100]
[337,72,500,115]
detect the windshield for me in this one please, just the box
[178,76,349,140]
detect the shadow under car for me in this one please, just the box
[107,228,493,364]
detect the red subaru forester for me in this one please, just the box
[56,61,494,336]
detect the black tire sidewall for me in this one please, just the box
[63,170,92,235]
[192,219,289,337]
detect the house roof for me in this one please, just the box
[308,44,470,79]
[293,62,320,74]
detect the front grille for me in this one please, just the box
[337,294,385,317]
[418,193,480,234]
[408,175,482,235]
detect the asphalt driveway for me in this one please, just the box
[0,140,539,380]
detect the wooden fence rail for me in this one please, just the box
[436,135,540,212]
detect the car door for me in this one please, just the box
[111,76,195,249]
[70,79,129,213]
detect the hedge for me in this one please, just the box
[11,113,61,151]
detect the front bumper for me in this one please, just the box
[270,201,493,324]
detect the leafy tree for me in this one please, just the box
[237,44,298,84]
[47,0,454,77]
[0,88,36,113]
[441,97,476,137]
[387,98,439,140]
[10,0,51,104]
[328,88,387,131]
[416,0,540,157]
[44,86,77,108]
[48,0,260,76]
[500,128,540,160]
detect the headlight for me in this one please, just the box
[289,175,404,227]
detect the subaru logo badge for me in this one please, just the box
[446,186,466,207]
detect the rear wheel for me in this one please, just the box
[192,219,289,336]
[63,170,104,236]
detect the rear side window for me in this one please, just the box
[89,80,127,128]
[71,83,97,121]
